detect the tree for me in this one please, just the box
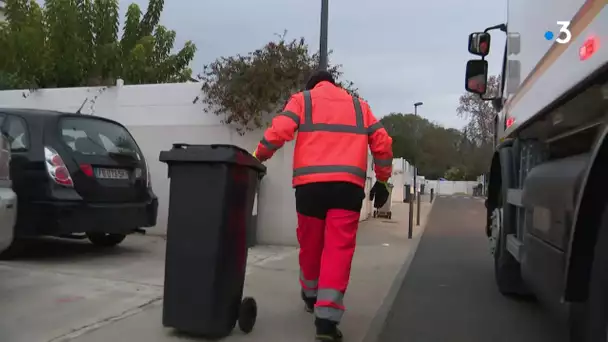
[199,32,357,134]
[381,113,470,179]
[456,75,501,145]
[380,112,490,180]
[120,2,196,85]
[0,0,196,89]
[444,166,466,181]
[455,74,500,176]
[0,0,46,89]
[379,113,419,160]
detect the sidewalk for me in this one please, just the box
[69,198,435,342]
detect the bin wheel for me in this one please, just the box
[388,212,392,220]
[238,297,257,333]
[373,211,377,218]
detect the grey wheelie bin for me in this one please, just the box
[373,183,393,219]
[159,143,266,338]
[404,184,412,203]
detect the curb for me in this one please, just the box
[361,199,437,342]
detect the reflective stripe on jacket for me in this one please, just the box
[254,81,393,187]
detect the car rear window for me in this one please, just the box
[59,117,140,158]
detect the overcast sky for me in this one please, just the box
[121,0,507,129]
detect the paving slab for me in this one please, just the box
[0,236,296,342]
[68,199,434,342]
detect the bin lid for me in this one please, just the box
[159,143,266,174]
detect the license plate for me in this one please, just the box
[95,168,129,180]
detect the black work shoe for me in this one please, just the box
[315,318,343,341]
[315,329,343,342]
[301,290,316,313]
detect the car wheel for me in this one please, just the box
[0,238,22,260]
[86,232,127,247]
[569,204,608,342]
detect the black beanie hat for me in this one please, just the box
[305,70,336,90]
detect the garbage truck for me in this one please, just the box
[463,0,608,340]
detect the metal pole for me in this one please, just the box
[413,104,417,204]
[402,159,406,203]
[408,186,414,239]
[413,102,423,226]
[319,0,329,70]
[416,188,421,226]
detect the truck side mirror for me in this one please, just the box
[465,60,488,95]
[468,32,491,57]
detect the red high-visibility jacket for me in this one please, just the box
[254,81,393,188]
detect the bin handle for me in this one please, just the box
[172,143,190,149]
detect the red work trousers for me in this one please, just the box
[295,181,365,323]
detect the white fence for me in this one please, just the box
[0,82,376,246]
[389,158,414,202]
[380,157,483,198]
[425,180,480,196]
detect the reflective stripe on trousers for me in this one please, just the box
[300,270,319,298]
[315,288,345,322]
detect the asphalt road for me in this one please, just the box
[377,195,568,342]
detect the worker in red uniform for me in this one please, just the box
[253,70,393,341]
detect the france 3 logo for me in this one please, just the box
[544,21,572,44]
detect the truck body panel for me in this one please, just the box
[466,0,608,332]
[501,0,608,138]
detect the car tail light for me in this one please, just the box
[44,146,74,187]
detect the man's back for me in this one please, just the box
[306,83,360,127]
[253,75,392,189]
[293,82,370,181]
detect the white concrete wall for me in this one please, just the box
[389,158,414,202]
[361,161,374,222]
[0,83,375,246]
[425,180,479,195]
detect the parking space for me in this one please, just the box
[0,235,166,342]
[0,234,296,342]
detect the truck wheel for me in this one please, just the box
[86,232,126,247]
[569,204,608,342]
[492,188,530,296]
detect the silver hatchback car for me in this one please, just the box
[0,132,17,255]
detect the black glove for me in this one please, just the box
[371,181,390,208]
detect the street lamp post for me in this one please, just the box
[413,102,423,227]
[319,0,329,70]
[414,102,423,115]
